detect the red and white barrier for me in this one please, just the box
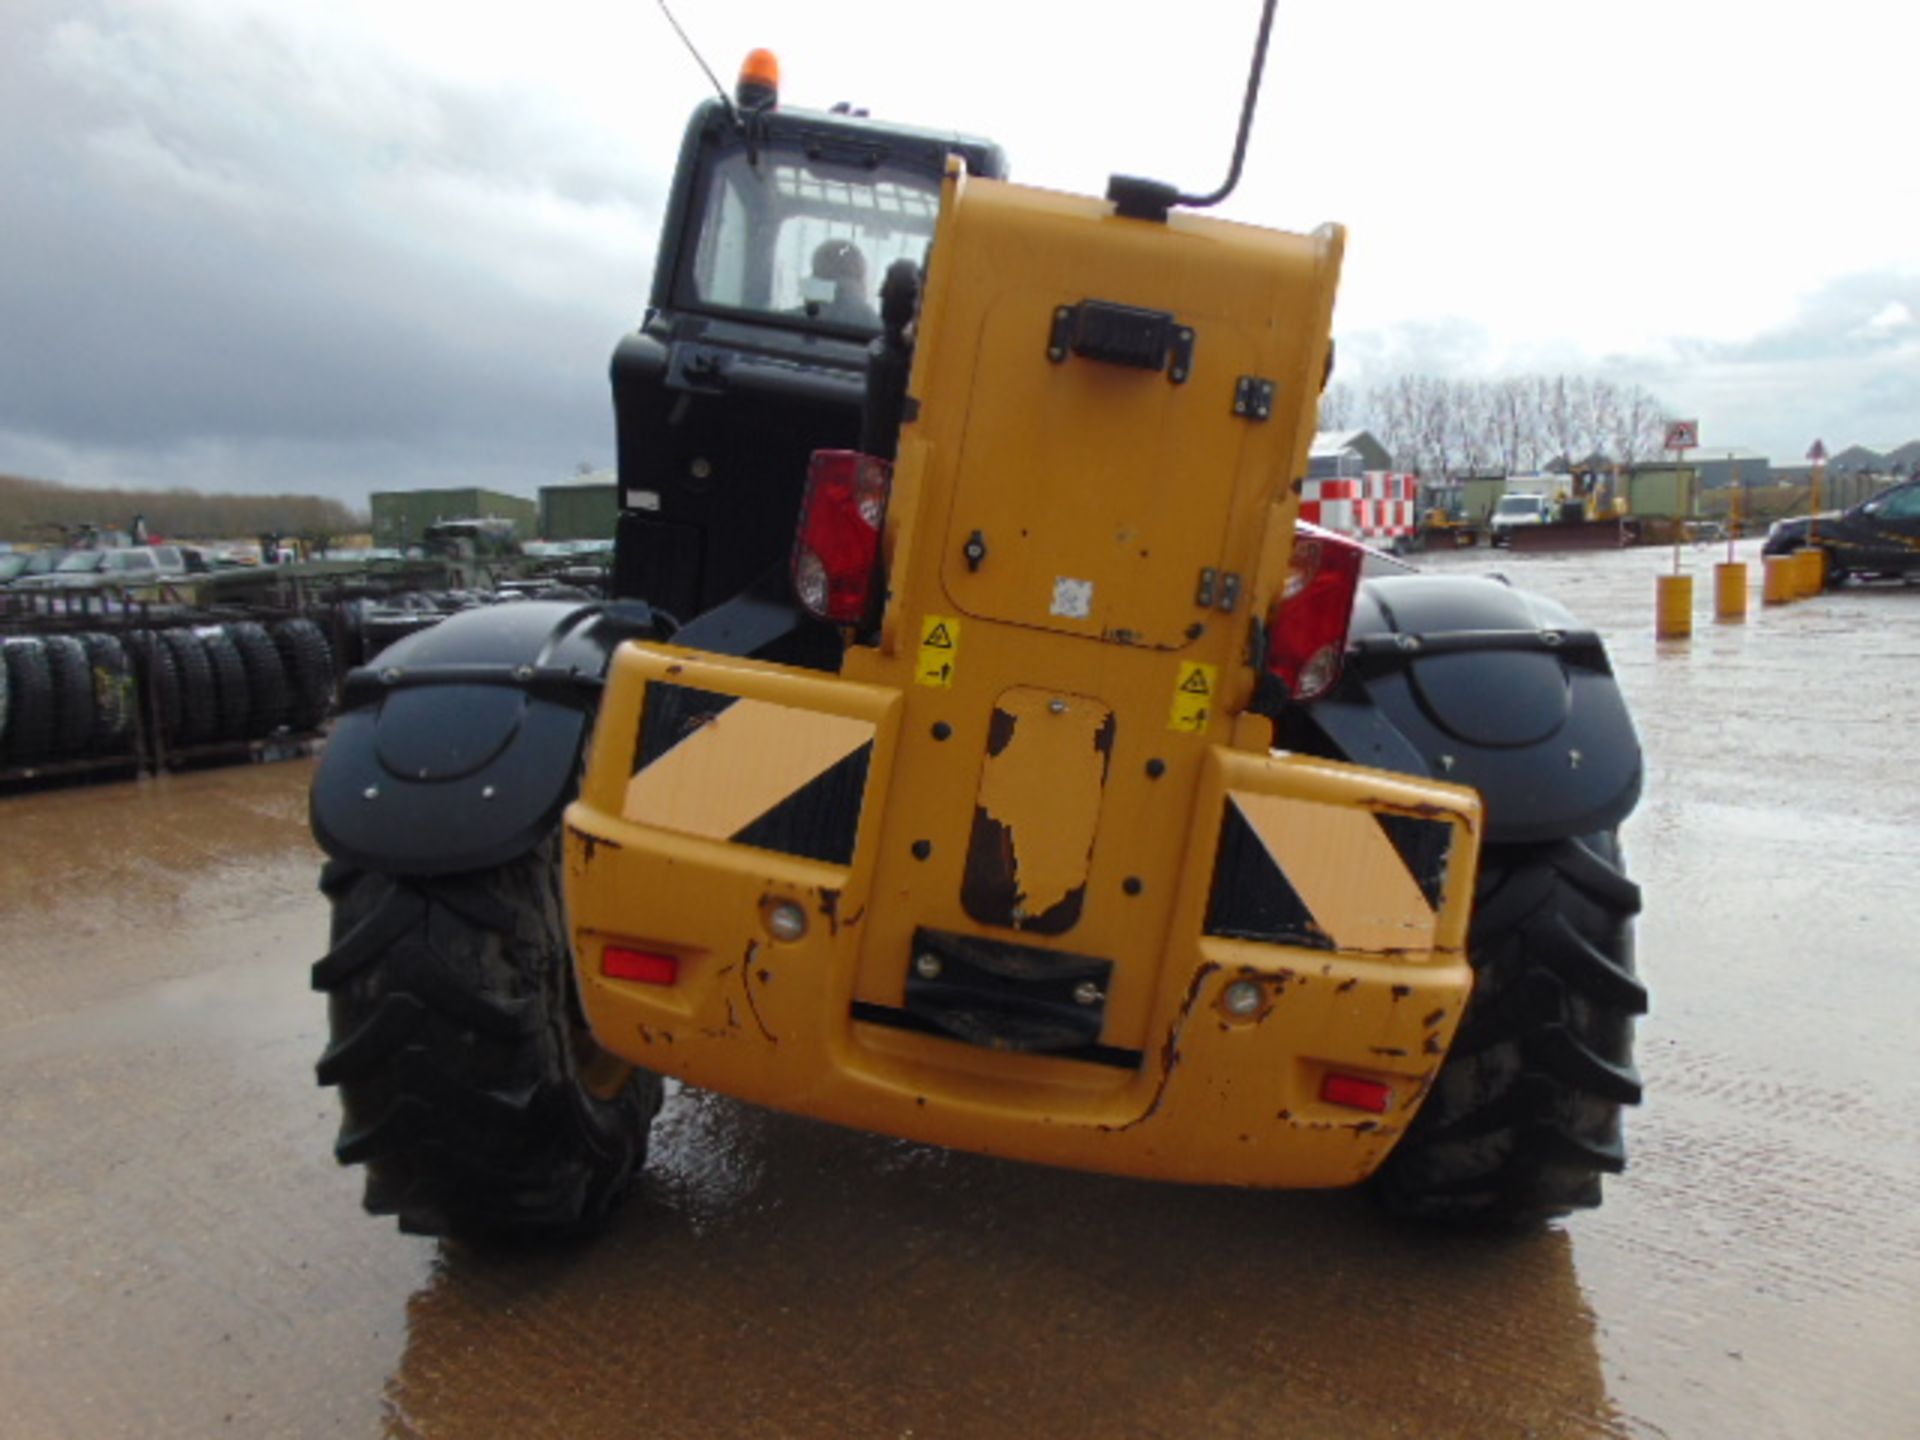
[1299,472,1418,545]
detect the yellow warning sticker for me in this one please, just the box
[1167,661,1217,733]
[916,614,961,688]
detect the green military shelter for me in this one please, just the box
[539,473,619,541]
[369,488,538,548]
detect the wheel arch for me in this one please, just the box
[310,601,657,878]
[1292,573,1643,845]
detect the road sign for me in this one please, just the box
[1664,420,1699,451]
[1806,438,1827,463]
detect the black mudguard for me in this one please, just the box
[310,601,655,877]
[310,577,839,878]
[1299,574,1641,845]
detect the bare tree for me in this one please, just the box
[1543,375,1579,470]
[1489,377,1532,477]
[1366,376,1418,473]
[1613,384,1668,464]
[1448,380,1492,478]
[1317,381,1358,434]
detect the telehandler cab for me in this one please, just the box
[311,18,1645,1240]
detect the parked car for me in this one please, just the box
[1763,477,1920,583]
[8,545,188,593]
[11,550,109,590]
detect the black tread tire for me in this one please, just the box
[1374,831,1647,1226]
[273,619,335,732]
[161,627,217,746]
[41,635,95,758]
[77,632,134,754]
[226,622,290,736]
[313,831,661,1239]
[128,630,184,745]
[3,640,54,765]
[0,643,9,755]
[198,627,251,742]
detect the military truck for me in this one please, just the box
[310,17,1644,1240]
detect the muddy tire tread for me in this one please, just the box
[313,835,660,1239]
[1374,831,1645,1226]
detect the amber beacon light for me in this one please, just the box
[736,48,780,108]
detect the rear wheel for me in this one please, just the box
[1374,831,1646,1226]
[313,830,662,1239]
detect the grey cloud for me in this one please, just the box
[0,1,671,502]
[1333,269,1920,461]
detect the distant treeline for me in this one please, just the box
[0,472,366,545]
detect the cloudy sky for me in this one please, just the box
[3,0,1914,506]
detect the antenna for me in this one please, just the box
[1106,0,1280,222]
[656,0,738,125]
[1178,0,1278,209]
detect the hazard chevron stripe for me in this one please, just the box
[623,691,875,862]
[1207,791,1452,953]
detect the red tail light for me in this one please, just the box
[1321,1072,1393,1114]
[791,450,891,623]
[602,946,679,986]
[1265,527,1366,702]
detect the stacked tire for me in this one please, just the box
[137,619,336,746]
[3,632,135,766]
[5,618,336,767]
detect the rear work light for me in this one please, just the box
[792,450,892,624]
[1265,527,1366,702]
[601,946,679,986]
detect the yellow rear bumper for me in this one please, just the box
[565,643,1481,1189]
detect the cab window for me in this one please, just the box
[686,149,941,333]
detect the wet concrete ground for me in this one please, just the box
[3,539,1917,1438]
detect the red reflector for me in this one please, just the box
[791,449,891,623]
[601,946,679,986]
[1266,525,1366,701]
[1321,1072,1393,1114]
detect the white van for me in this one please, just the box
[1489,494,1551,546]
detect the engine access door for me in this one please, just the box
[939,292,1263,650]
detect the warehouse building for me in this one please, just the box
[369,488,538,548]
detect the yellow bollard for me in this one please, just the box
[1762,554,1796,605]
[1788,547,1821,598]
[1656,573,1693,638]
[1714,562,1748,622]
[1803,547,1827,595]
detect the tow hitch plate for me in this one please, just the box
[899,928,1117,1057]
